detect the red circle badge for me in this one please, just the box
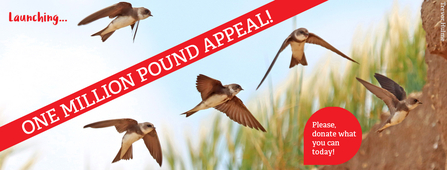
[304,107,362,165]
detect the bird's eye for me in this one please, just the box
[145,9,149,14]
[413,99,418,103]
[147,125,152,127]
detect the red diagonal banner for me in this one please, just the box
[0,0,326,151]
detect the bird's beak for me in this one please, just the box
[418,101,423,104]
[150,14,153,17]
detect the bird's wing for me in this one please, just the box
[306,33,358,64]
[143,130,162,166]
[132,20,140,42]
[214,96,266,132]
[256,32,293,90]
[196,74,224,100]
[356,77,400,110]
[83,118,138,133]
[374,73,407,100]
[78,2,133,25]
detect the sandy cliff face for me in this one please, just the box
[426,49,447,170]
[422,0,447,59]
[423,1,447,169]
[320,1,447,169]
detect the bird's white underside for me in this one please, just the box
[120,132,143,158]
[290,41,305,60]
[102,16,136,35]
[201,94,229,109]
[390,110,408,125]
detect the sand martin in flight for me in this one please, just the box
[256,28,359,89]
[356,73,422,133]
[182,74,266,132]
[78,2,152,42]
[84,118,162,166]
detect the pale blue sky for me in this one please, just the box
[0,0,422,169]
